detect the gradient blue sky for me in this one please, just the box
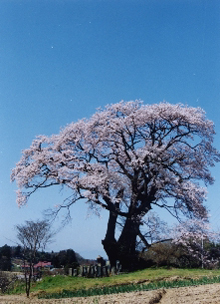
[0,0,219,259]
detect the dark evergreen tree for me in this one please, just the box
[0,245,11,271]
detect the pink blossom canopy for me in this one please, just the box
[11,101,220,221]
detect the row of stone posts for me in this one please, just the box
[68,260,121,277]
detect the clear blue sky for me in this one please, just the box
[0,0,219,259]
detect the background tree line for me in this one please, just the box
[1,239,220,272]
[140,240,220,269]
[0,245,80,272]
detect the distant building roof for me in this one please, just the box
[21,261,52,268]
[34,261,52,268]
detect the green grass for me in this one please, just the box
[9,267,220,299]
[38,275,220,299]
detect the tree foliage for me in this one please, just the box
[11,101,220,270]
[51,249,79,273]
[0,245,11,271]
[172,219,220,268]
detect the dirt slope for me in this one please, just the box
[1,283,220,303]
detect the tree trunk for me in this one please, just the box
[117,217,140,271]
[102,208,118,268]
[102,205,145,271]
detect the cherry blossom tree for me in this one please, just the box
[11,101,220,270]
[172,218,220,268]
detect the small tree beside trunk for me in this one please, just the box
[16,219,54,297]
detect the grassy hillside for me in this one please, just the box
[11,267,220,297]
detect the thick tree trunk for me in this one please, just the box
[117,217,140,271]
[102,204,146,271]
[102,208,118,268]
[102,238,118,268]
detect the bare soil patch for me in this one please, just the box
[1,283,220,303]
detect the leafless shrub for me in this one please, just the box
[0,271,18,294]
